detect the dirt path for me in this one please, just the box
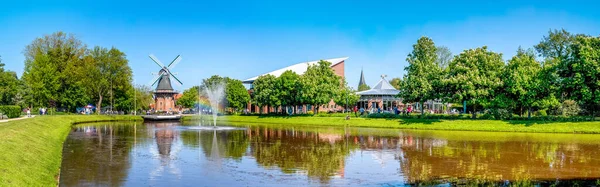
[0,115,35,123]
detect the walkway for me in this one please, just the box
[0,115,36,123]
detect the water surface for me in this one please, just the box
[59,121,600,186]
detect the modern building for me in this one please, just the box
[153,69,179,112]
[356,75,402,112]
[242,57,348,113]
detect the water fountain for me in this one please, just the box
[204,81,225,127]
[188,80,239,131]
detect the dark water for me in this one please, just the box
[59,121,600,186]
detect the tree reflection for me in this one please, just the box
[60,123,138,186]
[396,132,600,184]
[245,126,358,183]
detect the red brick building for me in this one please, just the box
[153,69,179,112]
[242,57,347,114]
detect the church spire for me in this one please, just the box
[358,68,366,87]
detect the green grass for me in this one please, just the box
[185,115,600,134]
[0,115,141,186]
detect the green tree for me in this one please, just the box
[503,48,542,118]
[226,78,250,112]
[130,84,154,111]
[81,46,132,113]
[535,29,575,62]
[446,46,504,119]
[562,35,600,117]
[357,84,370,91]
[22,31,87,111]
[177,86,199,108]
[334,79,360,111]
[275,70,300,114]
[398,36,441,117]
[436,46,453,70]
[0,56,22,105]
[389,77,402,90]
[252,74,279,113]
[535,29,576,101]
[202,75,226,90]
[300,60,341,113]
[22,53,61,108]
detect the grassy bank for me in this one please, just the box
[0,115,140,186]
[185,115,600,134]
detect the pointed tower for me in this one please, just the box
[358,68,367,88]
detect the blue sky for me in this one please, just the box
[1,0,599,90]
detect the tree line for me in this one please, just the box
[251,60,359,114]
[396,29,600,119]
[176,75,251,113]
[0,31,153,113]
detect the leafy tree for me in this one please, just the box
[177,86,199,108]
[0,56,22,105]
[357,84,370,91]
[334,79,360,111]
[22,31,87,111]
[252,74,279,113]
[446,46,504,119]
[202,75,227,90]
[562,35,600,117]
[81,46,132,113]
[436,46,453,69]
[502,48,540,117]
[535,29,575,61]
[226,78,250,112]
[300,60,341,113]
[389,77,402,90]
[22,53,60,108]
[276,70,300,113]
[130,84,154,111]
[559,100,581,117]
[398,36,441,117]
[535,29,576,101]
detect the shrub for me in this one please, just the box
[367,113,398,119]
[485,109,511,120]
[0,105,22,118]
[559,100,581,117]
[534,109,547,117]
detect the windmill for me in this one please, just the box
[149,54,183,88]
[148,54,183,113]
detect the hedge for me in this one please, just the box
[0,105,22,118]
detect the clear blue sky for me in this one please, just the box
[1,0,599,90]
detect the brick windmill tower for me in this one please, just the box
[149,54,183,113]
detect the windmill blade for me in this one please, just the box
[149,54,165,68]
[167,55,182,69]
[149,71,165,86]
[169,71,183,86]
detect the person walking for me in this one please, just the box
[353,105,358,117]
[27,108,31,117]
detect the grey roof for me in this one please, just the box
[156,69,174,91]
[242,57,348,84]
[356,77,399,96]
[358,69,366,87]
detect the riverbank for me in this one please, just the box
[0,115,141,186]
[184,115,600,134]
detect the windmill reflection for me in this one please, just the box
[149,122,181,179]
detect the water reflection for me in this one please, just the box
[60,122,600,186]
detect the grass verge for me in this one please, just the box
[0,115,140,186]
[185,115,600,134]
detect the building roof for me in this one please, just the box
[358,68,366,87]
[356,77,400,96]
[156,69,174,91]
[242,57,348,84]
